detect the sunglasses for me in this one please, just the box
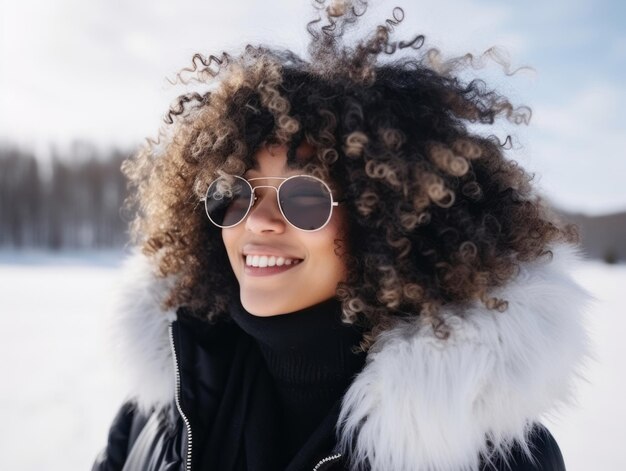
[203,174,341,232]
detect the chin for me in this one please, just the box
[240,296,289,317]
[247,309,282,317]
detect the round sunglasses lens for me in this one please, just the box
[280,176,333,230]
[205,177,251,227]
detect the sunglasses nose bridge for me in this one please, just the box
[247,184,283,217]
[249,184,280,205]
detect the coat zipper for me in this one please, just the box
[169,322,193,471]
[312,453,342,470]
[169,320,340,471]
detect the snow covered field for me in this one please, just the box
[0,249,623,470]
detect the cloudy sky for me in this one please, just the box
[1,0,625,215]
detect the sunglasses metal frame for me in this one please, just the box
[203,174,340,232]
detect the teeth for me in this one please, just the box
[245,255,301,268]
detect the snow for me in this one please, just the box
[0,249,128,471]
[0,250,623,470]
[542,261,626,469]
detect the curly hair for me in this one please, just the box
[121,1,579,351]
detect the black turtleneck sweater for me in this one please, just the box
[200,296,366,470]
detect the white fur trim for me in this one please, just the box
[337,243,596,471]
[108,248,179,414]
[111,243,594,468]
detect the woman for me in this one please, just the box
[93,2,592,470]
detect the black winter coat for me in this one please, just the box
[93,318,565,471]
[92,243,591,470]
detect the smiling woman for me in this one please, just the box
[92,1,592,470]
[220,144,349,316]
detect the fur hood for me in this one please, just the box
[107,242,595,471]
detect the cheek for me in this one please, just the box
[221,229,240,268]
[311,216,348,276]
[327,207,349,257]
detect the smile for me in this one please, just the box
[245,255,302,267]
[242,255,304,277]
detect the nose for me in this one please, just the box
[244,188,287,234]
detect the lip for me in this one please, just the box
[242,243,303,260]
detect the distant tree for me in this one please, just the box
[0,142,132,249]
[0,148,38,247]
[603,248,618,264]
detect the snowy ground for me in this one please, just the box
[0,249,624,470]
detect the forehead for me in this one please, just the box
[245,143,316,177]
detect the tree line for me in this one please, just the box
[0,143,131,249]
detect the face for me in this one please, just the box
[221,144,348,316]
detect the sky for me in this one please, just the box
[1,0,625,215]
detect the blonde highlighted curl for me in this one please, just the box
[121,1,579,351]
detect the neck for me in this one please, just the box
[229,297,367,456]
[228,297,366,387]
